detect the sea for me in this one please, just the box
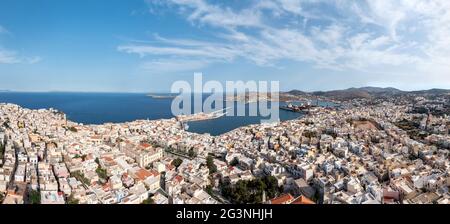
[0,92,332,136]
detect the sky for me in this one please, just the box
[0,0,449,92]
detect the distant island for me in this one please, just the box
[221,86,450,104]
[284,86,450,101]
[147,94,176,99]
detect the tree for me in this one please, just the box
[219,175,282,204]
[141,197,154,204]
[28,190,41,204]
[205,185,214,195]
[94,157,108,181]
[206,156,217,174]
[96,167,108,180]
[2,119,10,128]
[71,171,91,186]
[67,194,79,204]
[303,130,317,138]
[188,148,196,158]
[230,157,239,167]
[171,158,183,169]
[0,142,5,160]
[145,163,153,170]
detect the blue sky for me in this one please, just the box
[0,0,449,92]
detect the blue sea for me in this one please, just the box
[0,92,305,136]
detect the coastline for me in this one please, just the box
[0,102,294,137]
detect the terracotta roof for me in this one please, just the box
[291,196,315,204]
[102,182,111,191]
[103,157,114,162]
[269,193,294,204]
[134,169,152,181]
[139,143,152,149]
[174,175,183,183]
[150,170,160,177]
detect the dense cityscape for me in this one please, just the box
[1,89,449,204]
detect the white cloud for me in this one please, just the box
[0,24,41,65]
[117,41,238,62]
[0,49,20,64]
[0,47,41,64]
[154,0,263,28]
[128,0,450,81]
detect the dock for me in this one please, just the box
[176,108,229,122]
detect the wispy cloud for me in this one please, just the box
[0,24,41,64]
[122,0,450,79]
[0,48,41,64]
[0,48,20,64]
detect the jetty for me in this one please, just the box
[176,108,230,122]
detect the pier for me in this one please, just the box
[175,108,230,122]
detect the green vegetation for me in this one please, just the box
[66,194,79,204]
[205,185,222,203]
[0,142,5,161]
[0,193,4,203]
[96,167,108,180]
[2,119,10,128]
[28,190,41,204]
[205,185,214,195]
[394,119,419,131]
[229,157,239,167]
[206,155,217,174]
[394,119,429,140]
[303,130,318,138]
[410,107,428,114]
[188,148,196,158]
[63,126,77,132]
[141,197,154,204]
[171,158,183,169]
[71,171,90,186]
[94,157,108,181]
[220,175,282,204]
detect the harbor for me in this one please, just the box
[280,99,339,113]
[280,102,318,113]
[175,108,229,122]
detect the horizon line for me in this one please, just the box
[1,85,450,94]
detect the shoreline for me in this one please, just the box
[0,102,298,137]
